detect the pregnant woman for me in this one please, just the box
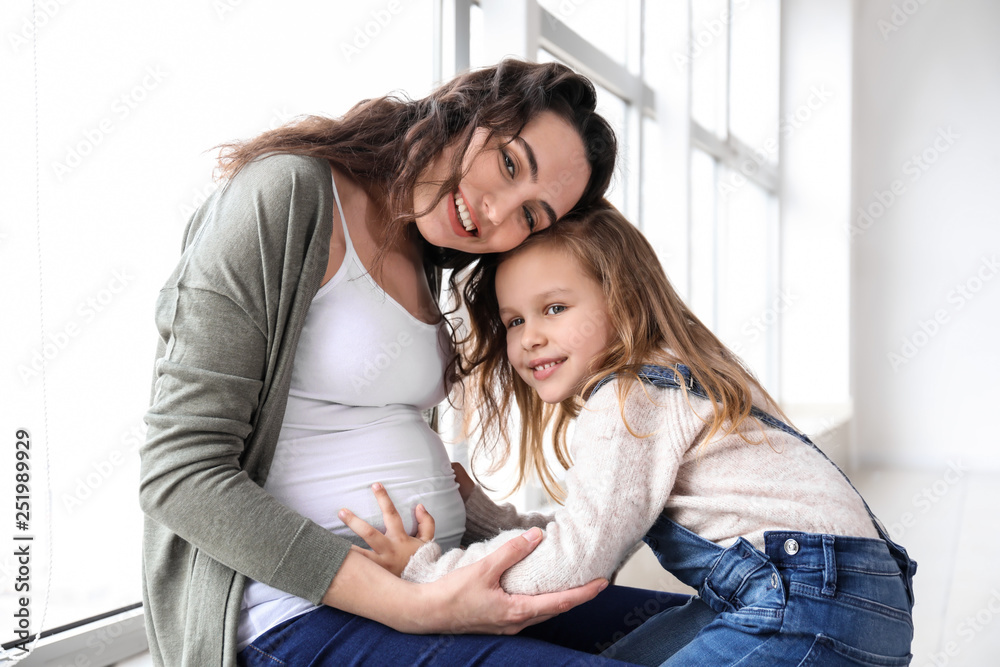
[139,60,664,666]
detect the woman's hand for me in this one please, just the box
[339,483,435,576]
[451,461,475,502]
[409,527,608,634]
[322,527,609,635]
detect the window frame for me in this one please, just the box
[0,605,145,666]
[453,0,787,507]
[687,0,783,393]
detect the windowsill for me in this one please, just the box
[3,606,147,667]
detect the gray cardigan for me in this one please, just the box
[140,154,352,666]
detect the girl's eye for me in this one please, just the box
[545,305,566,316]
[502,150,515,177]
[506,316,524,329]
[523,207,536,232]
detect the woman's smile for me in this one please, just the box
[448,187,480,237]
[413,110,591,254]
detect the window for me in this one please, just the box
[687,0,782,390]
[451,0,785,505]
[2,1,437,659]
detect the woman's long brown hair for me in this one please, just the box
[461,204,790,502]
[215,59,616,275]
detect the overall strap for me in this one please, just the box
[592,364,917,598]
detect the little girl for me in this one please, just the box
[341,204,917,665]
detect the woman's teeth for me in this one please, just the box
[454,192,476,234]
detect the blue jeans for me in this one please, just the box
[593,364,917,666]
[237,584,689,666]
[601,524,915,666]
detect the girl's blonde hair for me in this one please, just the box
[460,203,789,502]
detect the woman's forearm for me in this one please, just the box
[321,551,429,631]
[323,531,608,635]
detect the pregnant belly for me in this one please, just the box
[264,405,466,550]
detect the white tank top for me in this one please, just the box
[238,174,466,649]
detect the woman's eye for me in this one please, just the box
[523,207,536,232]
[545,305,566,316]
[502,151,515,177]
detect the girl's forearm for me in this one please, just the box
[322,531,609,635]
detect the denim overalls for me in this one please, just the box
[594,365,917,666]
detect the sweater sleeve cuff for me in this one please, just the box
[401,541,443,583]
[268,519,353,605]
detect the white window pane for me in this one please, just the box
[642,116,687,296]
[470,3,487,69]
[690,0,730,138]
[592,83,628,212]
[689,149,717,328]
[640,115,664,232]
[537,0,638,68]
[716,177,776,387]
[1,0,436,638]
[730,0,780,162]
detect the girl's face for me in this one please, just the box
[496,244,611,403]
[413,110,591,254]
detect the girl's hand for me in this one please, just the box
[339,483,435,576]
[451,461,475,502]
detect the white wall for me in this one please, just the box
[851,0,1000,469]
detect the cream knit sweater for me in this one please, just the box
[402,378,879,594]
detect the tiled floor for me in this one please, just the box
[114,469,1000,666]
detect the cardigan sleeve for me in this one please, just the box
[402,381,707,594]
[139,154,352,605]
